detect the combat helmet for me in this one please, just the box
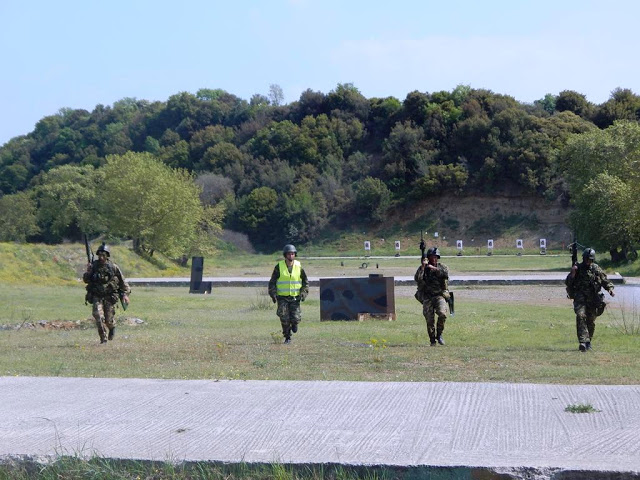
[426,247,441,258]
[96,243,111,257]
[283,244,297,256]
[582,248,595,261]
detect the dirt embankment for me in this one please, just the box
[392,194,572,250]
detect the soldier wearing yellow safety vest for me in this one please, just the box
[268,244,309,344]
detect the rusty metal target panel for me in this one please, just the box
[319,274,396,321]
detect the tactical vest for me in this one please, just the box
[276,260,302,296]
[419,265,448,295]
[86,260,118,298]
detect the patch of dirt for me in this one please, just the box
[0,317,144,331]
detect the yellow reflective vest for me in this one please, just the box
[276,260,302,296]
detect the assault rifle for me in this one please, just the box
[84,234,94,264]
[419,230,426,259]
[570,233,578,267]
[565,233,583,300]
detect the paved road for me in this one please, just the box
[1,377,639,476]
[128,273,626,287]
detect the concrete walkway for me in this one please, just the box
[1,377,639,476]
[128,273,626,287]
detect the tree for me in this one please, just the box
[268,84,284,106]
[559,121,640,196]
[533,94,557,114]
[560,121,640,260]
[31,164,104,242]
[353,176,391,222]
[555,90,593,119]
[235,186,278,241]
[570,173,637,261]
[100,152,211,257]
[593,88,640,128]
[411,164,469,198]
[326,83,370,121]
[0,192,39,242]
[382,121,432,188]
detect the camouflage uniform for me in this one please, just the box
[415,262,450,345]
[268,261,309,343]
[565,261,613,348]
[83,258,130,343]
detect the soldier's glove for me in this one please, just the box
[270,295,277,304]
[300,292,307,302]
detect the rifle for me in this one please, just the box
[566,233,582,299]
[448,292,455,316]
[419,230,426,259]
[84,234,94,265]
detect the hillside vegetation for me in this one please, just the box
[1,84,639,259]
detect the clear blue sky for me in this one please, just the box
[1,0,639,146]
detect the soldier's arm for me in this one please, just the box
[299,269,309,300]
[268,265,279,299]
[437,264,449,279]
[114,264,131,295]
[597,267,615,296]
[82,262,94,283]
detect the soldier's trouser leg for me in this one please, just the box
[92,300,108,342]
[277,298,301,339]
[104,300,117,340]
[573,301,593,343]
[423,300,436,341]
[434,296,448,338]
[289,300,301,333]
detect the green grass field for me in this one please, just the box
[1,283,638,384]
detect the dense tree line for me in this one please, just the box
[1,83,639,254]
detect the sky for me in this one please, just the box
[1,0,639,146]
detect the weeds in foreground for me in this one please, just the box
[369,337,388,363]
[270,331,282,344]
[607,296,640,335]
[250,288,274,311]
[0,457,398,480]
[564,403,600,413]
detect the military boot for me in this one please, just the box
[585,341,592,351]
[579,343,587,352]
[437,335,445,345]
[429,336,437,347]
[108,327,115,341]
[291,323,298,333]
[284,336,291,344]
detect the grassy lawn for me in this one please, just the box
[1,284,638,384]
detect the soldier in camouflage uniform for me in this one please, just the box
[268,244,309,344]
[415,247,450,346]
[565,248,614,352]
[83,243,130,344]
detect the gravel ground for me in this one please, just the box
[396,284,640,308]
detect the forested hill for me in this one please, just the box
[1,84,640,251]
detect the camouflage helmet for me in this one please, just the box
[96,243,110,257]
[582,248,595,260]
[426,247,441,258]
[283,244,297,256]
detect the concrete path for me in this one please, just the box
[1,377,640,475]
[128,273,626,287]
